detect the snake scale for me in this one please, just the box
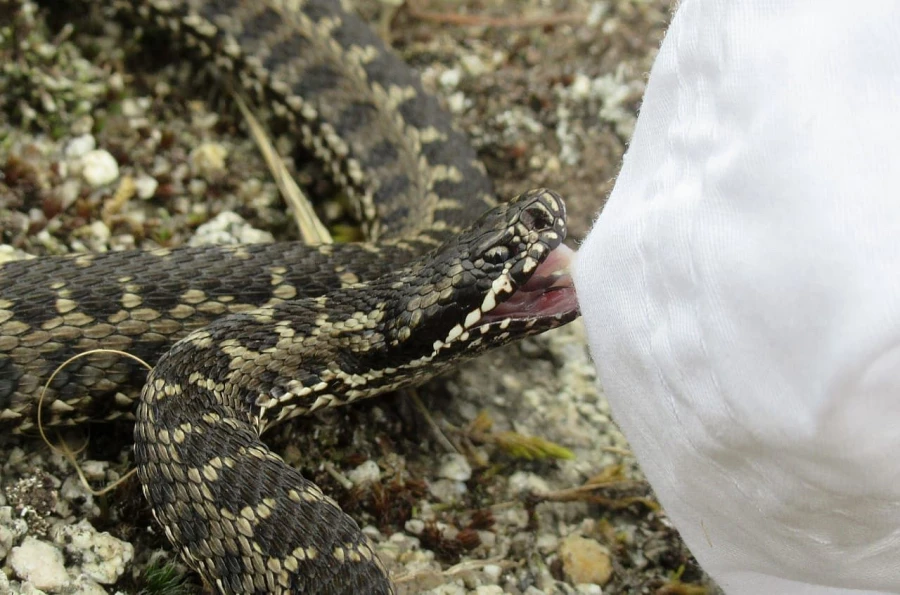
[0,0,580,593]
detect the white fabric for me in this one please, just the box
[572,2,900,594]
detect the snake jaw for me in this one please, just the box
[481,244,578,324]
[430,245,579,357]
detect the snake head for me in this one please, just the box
[387,188,580,362]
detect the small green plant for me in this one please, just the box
[139,561,194,595]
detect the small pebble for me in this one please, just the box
[80,150,119,187]
[535,533,559,553]
[88,220,111,245]
[439,68,461,90]
[558,535,613,586]
[188,178,208,197]
[437,453,472,482]
[482,563,503,582]
[190,212,275,246]
[570,73,593,100]
[447,91,468,114]
[477,530,496,548]
[65,134,96,158]
[58,179,81,210]
[347,460,381,485]
[78,461,108,482]
[428,478,467,503]
[189,142,228,178]
[405,519,425,535]
[121,97,147,118]
[134,175,158,200]
[70,114,94,136]
[507,471,550,496]
[461,54,487,76]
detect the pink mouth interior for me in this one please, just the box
[484,244,580,322]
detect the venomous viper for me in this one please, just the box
[0,0,581,593]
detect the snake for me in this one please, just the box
[0,0,581,593]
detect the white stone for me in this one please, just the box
[446,91,468,115]
[133,175,158,200]
[190,212,275,246]
[80,150,119,187]
[438,68,461,90]
[436,453,472,482]
[65,134,96,158]
[8,537,69,592]
[535,532,559,553]
[120,98,145,118]
[570,73,592,100]
[481,563,503,582]
[404,519,425,535]
[506,471,550,496]
[347,460,381,485]
[427,478,467,503]
[88,221,110,244]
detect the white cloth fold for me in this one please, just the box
[572,2,900,593]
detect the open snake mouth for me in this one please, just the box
[483,244,579,324]
[435,243,579,352]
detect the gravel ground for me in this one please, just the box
[0,1,723,594]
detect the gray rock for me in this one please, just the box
[54,520,133,585]
[0,505,29,559]
[67,574,109,595]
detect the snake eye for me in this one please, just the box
[483,245,509,264]
[519,205,553,231]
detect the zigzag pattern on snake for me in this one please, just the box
[0,1,580,592]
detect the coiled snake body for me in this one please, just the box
[0,1,580,592]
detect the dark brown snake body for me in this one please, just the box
[0,1,580,592]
